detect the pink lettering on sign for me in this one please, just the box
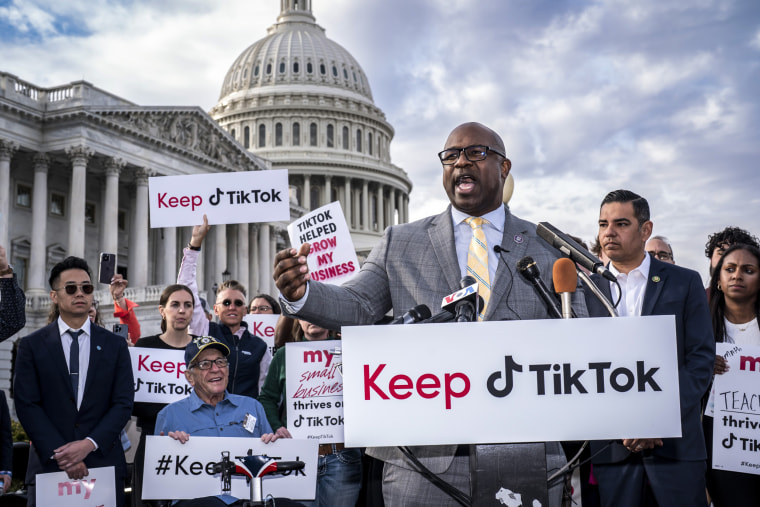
[58,478,96,500]
[137,354,186,379]
[157,193,203,211]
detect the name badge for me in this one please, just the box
[243,413,257,434]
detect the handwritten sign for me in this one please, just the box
[287,201,358,285]
[142,436,318,501]
[37,466,116,507]
[712,343,760,475]
[149,170,289,228]
[285,341,345,443]
[243,314,279,357]
[130,348,192,403]
[341,316,682,447]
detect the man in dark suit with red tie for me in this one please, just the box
[14,256,134,506]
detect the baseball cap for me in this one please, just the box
[185,336,230,366]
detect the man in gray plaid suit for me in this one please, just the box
[274,122,588,506]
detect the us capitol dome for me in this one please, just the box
[210,0,412,256]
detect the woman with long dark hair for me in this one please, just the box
[131,284,195,507]
[704,243,760,506]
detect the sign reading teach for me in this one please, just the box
[149,170,289,227]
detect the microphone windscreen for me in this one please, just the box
[516,256,535,274]
[552,257,578,293]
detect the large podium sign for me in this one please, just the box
[342,316,682,447]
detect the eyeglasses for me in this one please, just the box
[217,299,245,308]
[191,358,229,370]
[54,283,95,295]
[250,306,273,312]
[438,145,507,166]
[648,250,673,261]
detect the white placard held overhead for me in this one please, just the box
[287,201,358,285]
[149,170,289,228]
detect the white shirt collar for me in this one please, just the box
[57,316,92,337]
[450,205,505,233]
[609,251,651,280]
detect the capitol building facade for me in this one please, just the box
[0,0,411,388]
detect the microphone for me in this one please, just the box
[442,276,480,322]
[536,222,616,283]
[418,278,481,324]
[517,256,562,319]
[389,304,432,325]
[552,258,577,319]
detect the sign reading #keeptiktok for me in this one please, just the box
[149,170,289,228]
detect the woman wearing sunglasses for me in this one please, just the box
[177,215,272,401]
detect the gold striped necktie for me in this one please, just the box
[465,217,490,320]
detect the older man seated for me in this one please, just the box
[155,336,301,507]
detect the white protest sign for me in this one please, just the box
[342,316,682,447]
[243,314,280,357]
[130,348,192,403]
[37,466,116,507]
[142,436,318,501]
[287,201,358,285]
[149,170,289,228]
[712,343,760,475]
[286,341,345,443]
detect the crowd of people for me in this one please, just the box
[0,121,758,507]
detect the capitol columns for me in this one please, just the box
[343,177,352,229]
[131,167,151,287]
[249,223,260,294]
[237,223,249,294]
[102,157,124,256]
[376,184,384,231]
[28,153,50,295]
[303,175,311,210]
[0,140,18,247]
[65,145,93,257]
[323,175,332,206]
[389,187,397,227]
[361,180,369,231]
[257,223,270,295]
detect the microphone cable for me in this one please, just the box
[397,446,471,506]
[493,245,521,320]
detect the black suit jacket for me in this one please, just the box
[13,322,134,476]
[585,257,715,462]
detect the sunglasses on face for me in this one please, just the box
[217,299,245,308]
[55,283,95,295]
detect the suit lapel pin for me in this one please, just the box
[97,345,102,351]
[651,276,661,283]
[513,234,524,244]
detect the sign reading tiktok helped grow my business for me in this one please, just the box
[149,170,289,227]
[712,343,760,475]
[286,341,345,443]
[287,201,358,285]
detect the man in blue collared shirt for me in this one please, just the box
[154,336,280,506]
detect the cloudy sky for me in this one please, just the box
[1,0,759,279]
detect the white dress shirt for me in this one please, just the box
[609,253,651,317]
[57,317,91,410]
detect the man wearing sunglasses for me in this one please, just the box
[178,217,272,401]
[274,122,588,506]
[14,256,134,506]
